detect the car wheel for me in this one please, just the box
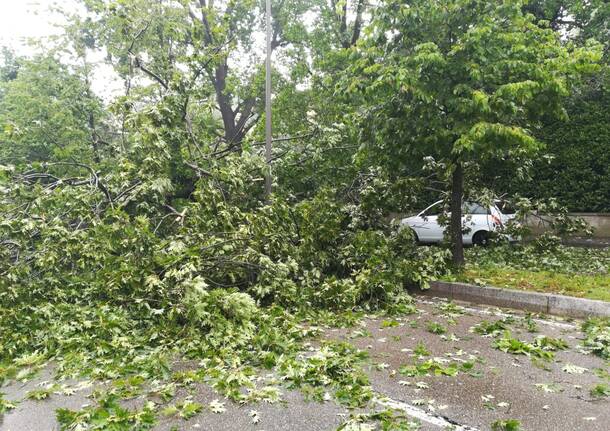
[472,231,490,247]
[410,228,420,243]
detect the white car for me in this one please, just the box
[400,201,512,246]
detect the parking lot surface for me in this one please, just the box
[2,296,608,430]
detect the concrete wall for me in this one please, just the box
[526,213,610,238]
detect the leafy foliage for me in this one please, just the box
[465,243,610,275]
[337,409,419,431]
[0,133,450,428]
[0,393,17,414]
[56,395,156,430]
[0,54,105,164]
[0,0,607,428]
[343,0,601,264]
[590,383,610,398]
[489,82,610,212]
[278,341,373,408]
[472,318,514,337]
[398,358,474,378]
[491,419,522,431]
[493,332,557,360]
[582,318,610,359]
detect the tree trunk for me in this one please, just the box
[88,112,101,164]
[450,161,465,267]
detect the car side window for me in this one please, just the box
[463,202,488,215]
[496,201,516,215]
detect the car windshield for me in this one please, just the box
[422,202,442,216]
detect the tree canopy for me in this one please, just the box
[343,0,600,264]
[0,1,608,426]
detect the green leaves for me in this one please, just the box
[581,318,610,359]
[0,393,17,414]
[277,341,372,408]
[426,321,447,335]
[454,123,541,156]
[493,331,556,360]
[590,383,610,399]
[57,396,156,430]
[344,0,600,197]
[161,399,203,419]
[398,358,467,378]
[491,418,522,431]
[25,386,56,401]
[0,55,104,165]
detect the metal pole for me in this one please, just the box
[264,0,273,198]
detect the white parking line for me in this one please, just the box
[375,396,480,430]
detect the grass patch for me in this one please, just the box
[452,267,610,301]
[443,245,610,301]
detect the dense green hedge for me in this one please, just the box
[484,81,610,213]
[528,84,610,212]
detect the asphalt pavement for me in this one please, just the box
[1,296,608,431]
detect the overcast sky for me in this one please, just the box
[0,0,123,100]
[0,1,76,54]
[0,1,297,101]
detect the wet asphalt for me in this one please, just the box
[1,296,608,430]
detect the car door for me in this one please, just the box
[462,202,491,242]
[413,201,445,242]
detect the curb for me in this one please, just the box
[424,281,610,319]
[562,237,610,249]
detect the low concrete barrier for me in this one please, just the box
[424,281,610,319]
[526,213,610,239]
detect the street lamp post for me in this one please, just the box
[264,0,273,199]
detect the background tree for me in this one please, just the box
[65,0,320,200]
[0,48,21,84]
[478,0,610,212]
[77,0,315,148]
[0,55,106,165]
[344,0,600,265]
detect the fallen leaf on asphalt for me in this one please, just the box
[534,383,563,393]
[249,410,260,424]
[562,364,588,374]
[209,399,226,414]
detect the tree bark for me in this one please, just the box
[350,0,365,46]
[88,112,101,164]
[450,161,465,267]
